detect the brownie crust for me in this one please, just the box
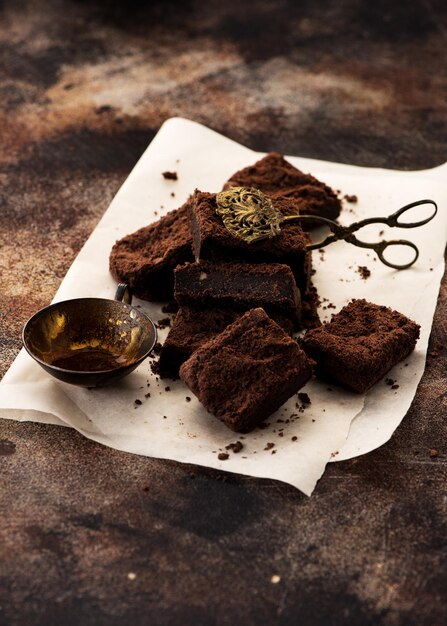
[180,308,313,432]
[301,299,420,393]
[223,152,342,223]
[109,201,193,301]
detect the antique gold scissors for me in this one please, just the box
[216,187,438,270]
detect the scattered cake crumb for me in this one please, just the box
[218,452,229,461]
[225,441,244,453]
[134,399,142,405]
[291,436,298,442]
[185,396,191,402]
[171,192,175,197]
[157,317,171,329]
[162,171,178,180]
[344,194,358,203]
[165,386,171,392]
[264,442,275,451]
[150,361,160,376]
[357,266,371,280]
[298,393,311,406]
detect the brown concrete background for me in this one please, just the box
[1,1,446,624]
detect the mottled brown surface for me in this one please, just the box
[1,1,446,624]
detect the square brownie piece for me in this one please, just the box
[174,261,301,326]
[301,299,420,393]
[223,152,342,222]
[188,190,311,293]
[109,201,193,301]
[180,308,313,432]
[159,306,295,379]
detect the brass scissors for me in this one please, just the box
[216,188,438,270]
[297,199,438,269]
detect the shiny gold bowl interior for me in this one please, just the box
[23,298,156,373]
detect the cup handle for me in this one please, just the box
[114,283,132,305]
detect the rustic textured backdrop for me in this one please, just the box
[1,1,446,624]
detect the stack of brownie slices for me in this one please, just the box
[109,152,420,433]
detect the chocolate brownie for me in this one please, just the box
[223,152,341,223]
[159,306,295,379]
[180,308,313,432]
[188,190,311,293]
[301,299,420,393]
[174,261,301,325]
[109,201,193,301]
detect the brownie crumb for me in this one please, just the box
[291,436,298,441]
[162,171,178,180]
[134,399,142,405]
[171,192,175,197]
[264,442,275,451]
[145,392,151,398]
[157,317,171,329]
[344,194,358,203]
[385,378,395,386]
[225,441,244,453]
[430,448,439,458]
[391,384,399,390]
[357,266,371,280]
[162,301,179,314]
[218,452,229,461]
[150,361,160,376]
[298,392,311,405]
[185,396,191,402]
[165,386,171,392]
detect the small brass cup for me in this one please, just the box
[22,284,157,387]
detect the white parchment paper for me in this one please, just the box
[1,118,446,495]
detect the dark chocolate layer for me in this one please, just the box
[174,260,301,325]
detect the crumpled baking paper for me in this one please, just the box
[1,118,446,495]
